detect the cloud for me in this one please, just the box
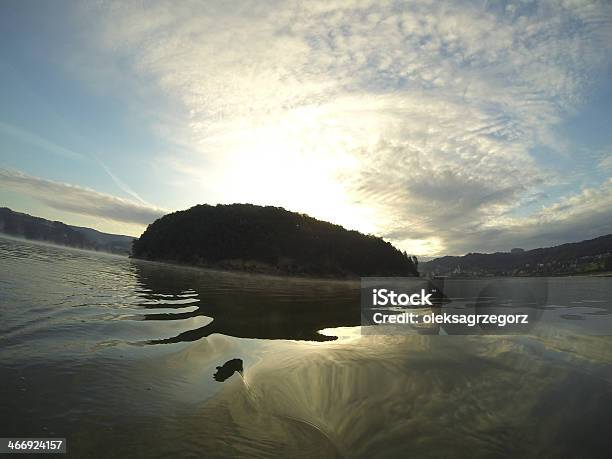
[0,169,166,226]
[487,178,612,249]
[70,0,612,255]
[0,120,153,206]
[0,121,85,162]
[598,151,612,172]
[93,156,151,206]
[393,178,612,255]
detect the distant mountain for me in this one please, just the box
[421,234,612,277]
[132,203,419,278]
[0,207,133,255]
[67,225,134,255]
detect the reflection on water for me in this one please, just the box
[1,236,612,458]
[134,261,360,343]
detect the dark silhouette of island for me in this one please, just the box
[133,261,361,343]
[422,233,612,277]
[0,207,134,255]
[132,203,418,278]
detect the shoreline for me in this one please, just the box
[3,234,610,280]
[128,255,367,285]
[0,233,130,258]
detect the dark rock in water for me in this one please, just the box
[213,358,244,382]
[426,279,451,306]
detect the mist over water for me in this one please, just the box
[1,236,612,458]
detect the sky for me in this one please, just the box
[1,0,611,257]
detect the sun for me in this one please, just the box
[210,103,381,236]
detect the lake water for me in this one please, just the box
[1,235,612,458]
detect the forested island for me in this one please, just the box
[7,202,608,278]
[131,204,418,277]
[421,234,612,277]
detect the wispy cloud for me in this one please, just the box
[0,120,149,206]
[65,0,612,254]
[598,149,612,172]
[92,156,151,206]
[0,121,85,162]
[463,178,612,252]
[0,168,166,226]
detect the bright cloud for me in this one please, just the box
[0,169,166,226]
[5,0,612,255]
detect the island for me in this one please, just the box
[131,203,419,278]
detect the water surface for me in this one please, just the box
[1,236,611,458]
